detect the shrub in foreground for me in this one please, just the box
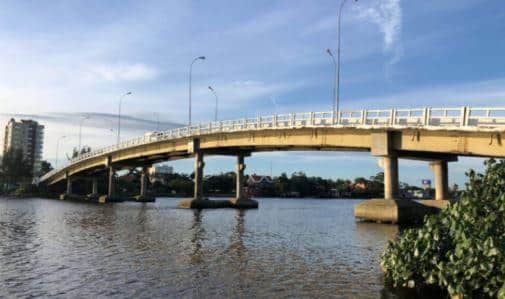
[381,159,505,298]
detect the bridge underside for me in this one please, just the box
[44,127,505,185]
[42,126,504,220]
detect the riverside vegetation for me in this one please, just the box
[381,159,505,298]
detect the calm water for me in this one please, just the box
[0,197,402,298]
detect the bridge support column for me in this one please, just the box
[91,178,98,195]
[135,166,155,202]
[430,160,449,200]
[383,155,399,199]
[107,167,115,198]
[86,177,100,201]
[194,152,205,200]
[355,154,436,224]
[179,151,218,208]
[98,166,122,203]
[66,176,73,196]
[229,154,258,209]
[59,173,73,200]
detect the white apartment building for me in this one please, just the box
[3,118,44,177]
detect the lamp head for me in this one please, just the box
[326,48,333,56]
[208,86,214,91]
[198,56,206,60]
[126,92,132,95]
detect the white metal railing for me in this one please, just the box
[40,106,505,182]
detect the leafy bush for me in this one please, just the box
[381,159,505,298]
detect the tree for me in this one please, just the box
[1,149,32,185]
[39,160,53,176]
[381,159,505,298]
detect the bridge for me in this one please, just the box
[40,106,505,221]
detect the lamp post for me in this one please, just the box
[334,0,358,122]
[188,56,206,126]
[326,49,337,120]
[117,91,132,145]
[55,135,66,168]
[208,86,218,122]
[78,115,90,153]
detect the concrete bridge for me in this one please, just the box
[40,107,505,221]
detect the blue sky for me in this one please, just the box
[0,0,504,186]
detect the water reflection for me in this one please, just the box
[0,198,421,298]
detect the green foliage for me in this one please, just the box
[1,149,32,183]
[381,159,505,298]
[39,160,53,176]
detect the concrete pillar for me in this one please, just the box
[383,156,399,199]
[430,160,449,200]
[66,176,73,195]
[140,167,148,197]
[91,178,98,194]
[194,152,204,199]
[236,155,246,199]
[107,167,116,198]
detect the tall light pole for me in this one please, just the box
[117,91,132,145]
[335,0,358,121]
[55,135,66,168]
[78,115,90,153]
[188,56,206,126]
[326,49,337,118]
[208,86,218,122]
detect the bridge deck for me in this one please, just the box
[40,107,505,185]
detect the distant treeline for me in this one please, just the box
[116,171,391,198]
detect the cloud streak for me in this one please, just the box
[357,0,403,71]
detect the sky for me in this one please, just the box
[0,0,504,186]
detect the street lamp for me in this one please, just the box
[326,49,337,119]
[188,56,206,126]
[55,135,66,168]
[117,91,132,145]
[334,0,358,122]
[208,86,218,122]
[78,115,90,153]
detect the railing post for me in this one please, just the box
[273,115,277,128]
[361,109,366,125]
[257,116,261,129]
[424,107,430,126]
[291,113,296,127]
[460,106,468,127]
[391,109,396,126]
[310,112,315,126]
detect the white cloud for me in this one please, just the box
[88,63,159,82]
[357,0,403,68]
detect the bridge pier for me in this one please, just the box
[355,155,438,224]
[134,166,155,202]
[91,178,98,195]
[85,177,100,201]
[98,165,121,203]
[178,149,258,209]
[229,154,258,209]
[59,173,74,200]
[430,160,449,200]
[355,132,439,224]
[383,155,399,199]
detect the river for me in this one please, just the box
[0,197,407,298]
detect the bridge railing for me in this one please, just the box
[40,106,505,182]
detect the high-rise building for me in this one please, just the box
[3,118,44,177]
